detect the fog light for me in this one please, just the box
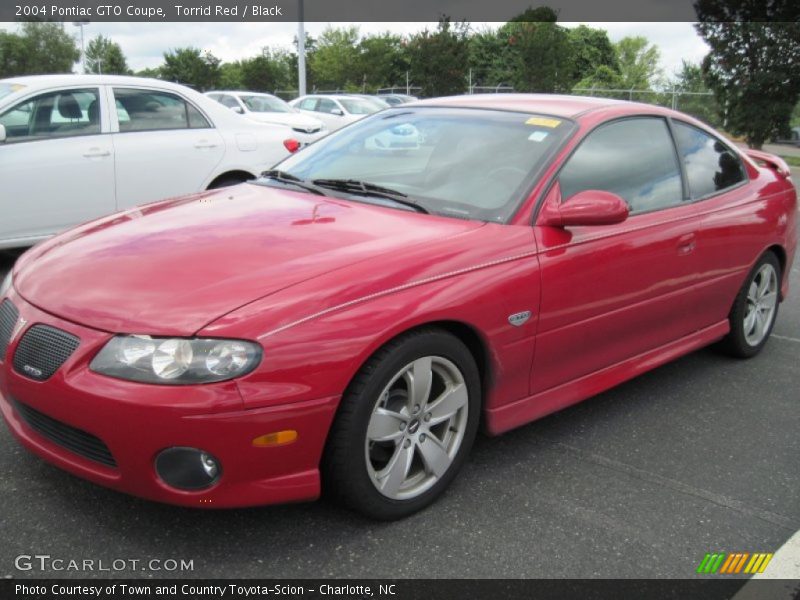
[155,447,221,490]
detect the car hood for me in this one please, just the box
[15,184,484,335]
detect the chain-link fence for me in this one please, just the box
[571,87,720,127]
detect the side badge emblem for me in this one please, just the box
[508,311,532,327]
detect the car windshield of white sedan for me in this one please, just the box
[268,108,571,222]
[240,94,291,113]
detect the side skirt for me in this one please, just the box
[485,320,730,435]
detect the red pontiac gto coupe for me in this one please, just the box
[0,95,796,519]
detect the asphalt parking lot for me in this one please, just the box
[0,182,798,580]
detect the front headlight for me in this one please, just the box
[0,271,12,297]
[90,336,262,385]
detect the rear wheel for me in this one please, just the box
[718,251,781,358]
[322,329,481,520]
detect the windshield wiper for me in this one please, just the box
[311,178,429,214]
[260,169,329,196]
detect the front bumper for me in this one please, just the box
[0,290,338,508]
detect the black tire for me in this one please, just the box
[322,328,481,520]
[717,251,781,358]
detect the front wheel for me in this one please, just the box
[322,329,481,520]
[718,251,781,358]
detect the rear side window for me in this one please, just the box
[559,118,683,215]
[673,121,746,199]
[113,88,210,132]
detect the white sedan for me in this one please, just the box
[288,94,382,132]
[0,75,315,249]
[205,91,326,136]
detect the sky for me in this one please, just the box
[1,21,710,83]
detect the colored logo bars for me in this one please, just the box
[696,552,773,575]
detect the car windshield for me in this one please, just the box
[338,98,381,115]
[266,107,572,222]
[240,94,291,113]
[0,82,25,102]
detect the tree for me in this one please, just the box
[407,18,470,97]
[576,36,662,95]
[566,25,618,87]
[161,47,221,91]
[357,33,408,90]
[85,35,129,75]
[669,60,720,126]
[135,67,162,79]
[0,22,79,77]
[696,0,800,148]
[308,26,361,90]
[499,8,572,93]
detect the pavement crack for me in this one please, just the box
[535,436,799,531]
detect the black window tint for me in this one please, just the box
[673,121,746,198]
[559,118,683,214]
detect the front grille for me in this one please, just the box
[13,325,80,381]
[13,399,117,467]
[0,299,19,360]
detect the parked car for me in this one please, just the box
[204,91,326,136]
[0,75,316,249]
[378,94,418,106]
[288,94,382,131]
[1,95,796,520]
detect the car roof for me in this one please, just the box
[1,74,195,92]
[412,93,652,119]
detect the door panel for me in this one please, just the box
[530,117,703,394]
[0,87,114,245]
[110,87,225,208]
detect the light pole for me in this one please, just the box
[297,0,306,96]
[73,21,89,74]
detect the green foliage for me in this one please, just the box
[407,18,470,97]
[357,33,408,90]
[575,36,662,94]
[308,26,361,89]
[567,25,618,86]
[696,0,800,149]
[669,60,720,126]
[85,35,129,75]
[0,22,79,77]
[135,67,162,79]
[161,47,221,91]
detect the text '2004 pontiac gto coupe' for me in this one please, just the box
[0,95,796,519]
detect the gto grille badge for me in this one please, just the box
[9,316,27,344]
[508,311,532,327]
[22,364,44,379]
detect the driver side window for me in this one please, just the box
[559,117,683,215]
[0,88,101,143]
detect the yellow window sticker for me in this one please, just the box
[526,117,561,128]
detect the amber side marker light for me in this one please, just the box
[252,430,298,447]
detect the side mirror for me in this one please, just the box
[540,190,629,227]
[0,124,6,143]
[331,108,344,116]
[230,106,244,114]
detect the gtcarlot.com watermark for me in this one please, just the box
[14,554,194,573]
